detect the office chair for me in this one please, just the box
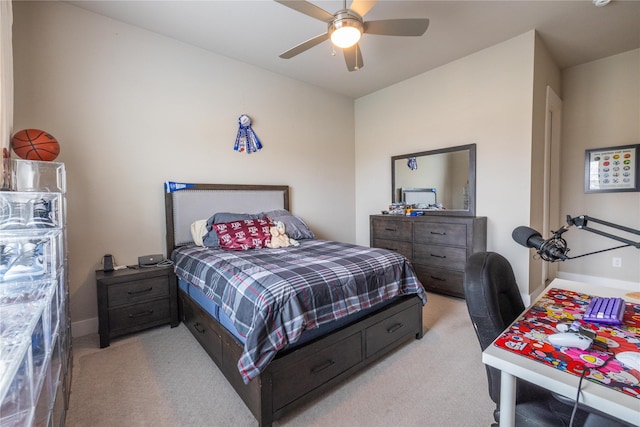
[463,251,630,427]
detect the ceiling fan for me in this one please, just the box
[275,0,429,72]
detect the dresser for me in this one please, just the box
[96,266,179,348]
[370,214,487,298]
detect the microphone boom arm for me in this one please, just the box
[566,215,640,250]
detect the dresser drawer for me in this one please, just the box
[414,222,466,246]
[272,332,362,409]
[109,299,171,333]
[413,243,467,270]
[107,276,170,307]
[372,238,412,260]
[365,306,419,357]
[371,218,412,241]
[413,264,464,298]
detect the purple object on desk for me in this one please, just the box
[583,297,625,325]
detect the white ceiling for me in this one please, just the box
[65,0,640,99]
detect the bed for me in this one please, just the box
[164,183,426,427]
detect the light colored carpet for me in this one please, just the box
[66,292,495,427]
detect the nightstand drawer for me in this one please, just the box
[371,218,412,241]
[413,243,466,270]
[372,238,412,260]
[109,299,171,332]
[107,276,169,307]
[414,222,466,246]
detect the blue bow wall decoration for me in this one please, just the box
[234,114,263,153]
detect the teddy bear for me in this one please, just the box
[266,221,299,248]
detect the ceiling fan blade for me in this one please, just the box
[279,32,329,59]
[364,19,430,36]
[274,0,334,22]
[343,43,364,72]
[349,0,378,18]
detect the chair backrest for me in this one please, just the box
[463,251,525,404]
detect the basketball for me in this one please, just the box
[11,129,60,161]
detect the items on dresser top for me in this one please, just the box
[370,214,487,298]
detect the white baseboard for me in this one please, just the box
[557,272,639,292]
[522,273,638,307]
[71,317,98,338]
[72,272,637,338]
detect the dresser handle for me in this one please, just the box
[430,231,446,235]
[387,323,404,334]
[128,286,153,295]
[129,310,153,318]
[430,254,446,259]
[193,322,205,334]
[430,276,446,282]
[384,247,398,252]
[385,228,397,232]
[311,359,335,374]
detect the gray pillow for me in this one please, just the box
[264,210,315,240]
[202,212,265,247]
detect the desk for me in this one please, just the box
[482,278,640,427]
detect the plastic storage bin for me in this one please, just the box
[1,159,69,426]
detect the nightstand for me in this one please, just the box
[96,266,179,348]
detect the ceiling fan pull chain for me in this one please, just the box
[234,114,263,154]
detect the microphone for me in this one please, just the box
[512,226,569,262]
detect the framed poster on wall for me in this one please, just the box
[585,144,640,193]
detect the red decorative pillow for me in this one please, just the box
[213,218,273,251]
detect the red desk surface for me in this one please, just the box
[494,288,640,399]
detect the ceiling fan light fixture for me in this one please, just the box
[329,12,363,48]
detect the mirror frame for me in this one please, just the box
[391,143,477,217]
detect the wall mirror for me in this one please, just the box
[391,143,476,216]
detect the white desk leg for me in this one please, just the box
[500,371,516,427]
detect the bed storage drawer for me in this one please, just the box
[180,292,223,365]
[365,306,419,357]
[271,332,362,409]
[371,238,412,260]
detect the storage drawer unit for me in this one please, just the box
[1,160,71,427]
[370,215,486,298]
[96,266,179,348]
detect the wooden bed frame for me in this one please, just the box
[164,183,424,427]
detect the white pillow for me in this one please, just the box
[190,219,208,247]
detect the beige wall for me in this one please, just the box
[12,2,355,331]
[355,31,538,294]
[559,49,640,285]
[10,2,639,333]
[527,32,562,293]
[355,36,639,297]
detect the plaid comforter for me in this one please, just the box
[172,240,426,384]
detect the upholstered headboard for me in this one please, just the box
[164,183,289,255]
